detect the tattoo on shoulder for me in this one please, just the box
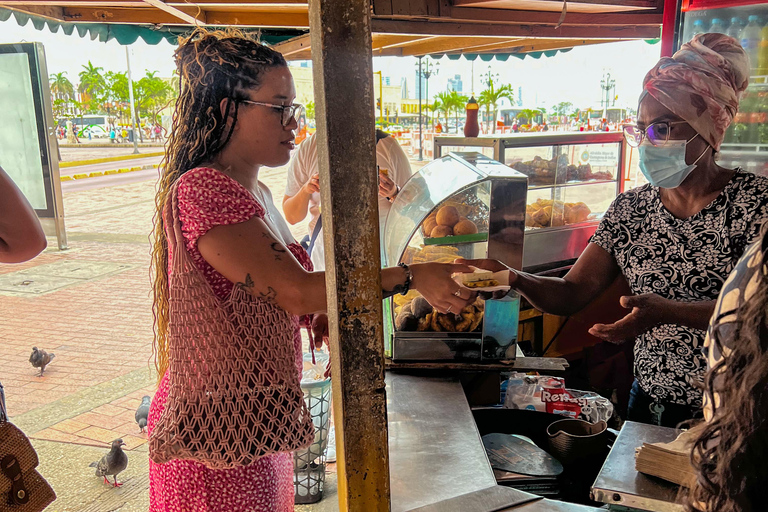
[259,286,278,304]
[270,242,287,253]
[236,274,254,291]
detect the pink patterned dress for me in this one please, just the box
[148,167,311,512]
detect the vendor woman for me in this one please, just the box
[464,34,768,428]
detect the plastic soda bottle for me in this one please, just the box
[710,18,727,34]
[690,19,707,39]
[728,18,744,42]
[741,15,762,73]
[759,22,768,76]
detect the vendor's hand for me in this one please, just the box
[378,171,398,198]
[302,173,320,195]
[311,313,329,349]
[588,293,671,344]
[410,262,477,314]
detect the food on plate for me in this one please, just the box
[465,279,499,289]
[453,218,479,236]
[436,205,461,227]
[430,225,454,238]
[525,198,591,228]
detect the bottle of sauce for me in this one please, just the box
[464,96,480,137]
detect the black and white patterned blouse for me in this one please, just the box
[591,170,768,406]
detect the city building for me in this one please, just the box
[447,74,463,94]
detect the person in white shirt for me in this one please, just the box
[283,130,412,270]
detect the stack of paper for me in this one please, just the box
[634,425,703,488]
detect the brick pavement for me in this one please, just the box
[0,152,426,511]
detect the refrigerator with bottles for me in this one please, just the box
[664,0,768,176]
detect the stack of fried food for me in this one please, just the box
[402,244,460,265]
[394,293,485,332]
[512,155,614,186]
[525,198,591,229]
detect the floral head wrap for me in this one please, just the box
[641,33,749,150]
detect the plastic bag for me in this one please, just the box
[503,372,613,423]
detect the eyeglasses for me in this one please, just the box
[623,121,690,147]
[239,100,304,127]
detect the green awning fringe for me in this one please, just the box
[0,7,304,46]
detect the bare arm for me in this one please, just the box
[0,166,46,263]
[460,243,621,317]
[282,174,318,225]
[198,215,476,317]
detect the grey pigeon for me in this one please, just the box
[29,347,55,377]
[89,439,128,487]
[135,395,151,433]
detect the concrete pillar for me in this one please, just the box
[308,0,391,510]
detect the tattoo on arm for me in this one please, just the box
[259,286,278,304]
[270,242,287,261]
[236,274,255,291]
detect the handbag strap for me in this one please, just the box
[0,381,7,423]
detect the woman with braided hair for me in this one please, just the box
[147,29,475,511]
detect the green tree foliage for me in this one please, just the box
[50,72,75,121]
[478,81,514,134]
[434,91,453,131]
[447,90,468,134]
[305,101,315,120]
[135,71,173,124]
[77,61,106,113]
[518,108,542,126]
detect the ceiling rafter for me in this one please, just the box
[141,0,201,24]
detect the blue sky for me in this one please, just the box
[0,17,661,112]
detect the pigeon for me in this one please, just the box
[29,347,55,377]
[135,396,151,433]
[89,439,128,487]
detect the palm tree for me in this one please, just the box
[518,108,542,127]
[447,90,468,134]
[78,61,106,113]
[435,91,453,131]
[50,72,74,100]
[477,83,515,134]
[477,91,493,133]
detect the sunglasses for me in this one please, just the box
[623,121,690,147]
[239,100,304,127]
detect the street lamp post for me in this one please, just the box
[415,57,438,160]
[481,66,499,131]
[601,72,616,109]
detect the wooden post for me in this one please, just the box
[308,0,391,510]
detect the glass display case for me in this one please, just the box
[382,152,528,361]
[434,132,628,271]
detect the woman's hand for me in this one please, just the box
[378,171,398,199]
[589,293,671,343]
[410,262,477,314]
[303,173,320,195]
[311,313,329,349]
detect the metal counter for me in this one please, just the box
[387,373,498,511]
[387,373,603,512]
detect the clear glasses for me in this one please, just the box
[623,121,690,147]
[239,100,304,127]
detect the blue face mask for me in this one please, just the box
[638,134,709,189]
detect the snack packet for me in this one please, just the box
[503,373,613,423]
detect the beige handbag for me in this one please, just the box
[0,382,56,512]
